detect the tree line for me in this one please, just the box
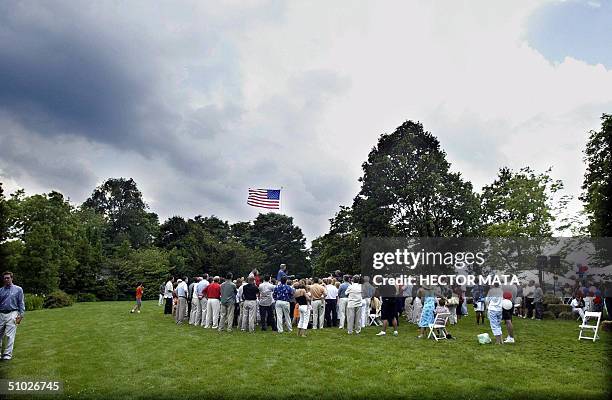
[0,114,609,299]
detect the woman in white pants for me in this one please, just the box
[295,283,312,337]
[345,275,363,334]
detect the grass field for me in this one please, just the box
[1,300,610,399]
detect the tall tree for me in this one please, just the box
[248,213,309,277]
[83,178,159,249]
[352,121,481,237]
[0,182,9,269]
[581,113,612,237]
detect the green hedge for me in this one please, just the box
[546,304,572,316]
[543,294,562,304]
[25,293,44,311]
[76,293,98,302]
[542,311,556,320]
[557,311,577,320]
[43,290,74,309]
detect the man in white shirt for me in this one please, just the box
[258,276,276,331]
[164,277,174,315]
[175,278,189,324]
[324,279,339,327]
[189,277,203,325]
[197,274,210,327]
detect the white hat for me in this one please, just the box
[177,279,183,283]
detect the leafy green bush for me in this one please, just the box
[557,311,577,320]
[96,278,119,301]
[546,304,572,316]
[543,294,562,304]
[76,293,98,302]
[542,311,556,320]
[25,293,44,311]
[43,290,74,309]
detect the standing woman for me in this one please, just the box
[417,286,436,338]
[345,275,363,335]
[411,288,423,324]
[295,282,312,337]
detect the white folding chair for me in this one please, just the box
[578,311,601,342]
[368,304,381,326]
[427,312,450,341]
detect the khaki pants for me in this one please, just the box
[275,300,292,333]
[199,298,208,326]
[347,306,361,334]
[205,299,220,328]
[338,297,349,328]
[189,297,201,325]
[219,303,235,331]
[175,297,187,324]
[0,311,18,359]
[311,299,325,329]
[242,300,257,332]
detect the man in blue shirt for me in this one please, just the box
[276,264,288,281]
[273,276,294,333]
[0,271,25,361]
[337,275,351,329]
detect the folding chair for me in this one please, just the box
[427,312,450,341]
[368,303,381,326]
[578,311,601,342]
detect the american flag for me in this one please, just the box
[247,188,281,209]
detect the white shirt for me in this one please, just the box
[176,281,189,298]
[325,284,338,300]
[164,281,174,298]
[258,281,275,306]
[237,283,245,302]
[345,283,362,308]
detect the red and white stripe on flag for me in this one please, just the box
[247,188,281,209]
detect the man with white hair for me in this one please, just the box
[197,274,210,326]
[204,276,221,329]
[175,277,189,324]
[189,277,203,325]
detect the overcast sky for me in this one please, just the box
[1,0,611,242]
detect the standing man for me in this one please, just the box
[158,282,165,306]
[258,275,276,331]
[273,276,294,333]
[164,276,175,315]
[337,275,351,329]
[324,278,338,327]
[219,273,237,332]
[196,274,210,326]
[0,271,25,360]
[309,278,327,330]
[524,280,535,319]
[241,276,259,332]
[533,283,544,320]
[204,276,221,329]
[187,278,195,319]
[361,276,376,328]
[189,277,203,325]
[276,264,288,281]
[175,278,189,324]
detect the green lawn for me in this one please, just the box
[1,301,610,399]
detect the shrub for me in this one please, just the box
[542,311,556,320]
[558,311,577,320]
[543,294,562,304]
[25,293,44,311]
[76,293,98,302]
[96,278,119,301]
[546,304,572,316]
[43,290,74,309]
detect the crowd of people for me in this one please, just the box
[146,265,606,344]
[117,264,612,346]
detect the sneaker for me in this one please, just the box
[393,331,398,336]
[504,337,515,343]
[416,335,423,339]
[137,311,140,314]
[376,331,386,336]
[531,317,535,320]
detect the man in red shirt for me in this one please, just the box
[131,282,144,314]
[203,276,221,329]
